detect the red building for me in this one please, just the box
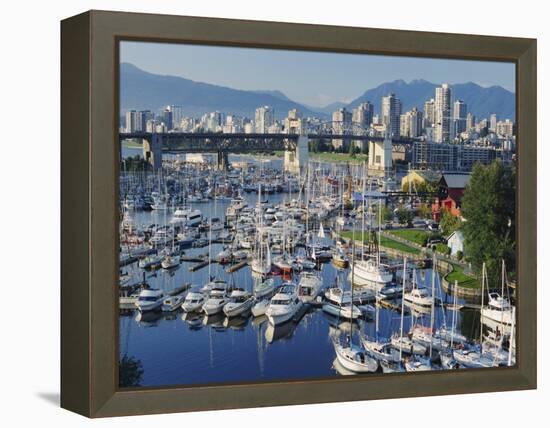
[431,173,471,221]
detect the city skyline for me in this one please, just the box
[120,41,515,108]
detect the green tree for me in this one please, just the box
[396,208,413,226]
[460,161,516,286]
[381,206,393,223]
[440,208,461,236]
[417,204,432,219]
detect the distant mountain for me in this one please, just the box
[121,63,515,122]
[346,79,515,120]
[120,63,325,119]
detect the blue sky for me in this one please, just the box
[121,41,515,108]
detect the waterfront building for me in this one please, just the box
[381,93,402,137]
[447,230,465,256]
[332,107,352,149]
[431,173,471,220]
[412,141,497,171]
[255,106,275,133]
[434,83,452,143]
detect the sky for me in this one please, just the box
[120,41,515,108]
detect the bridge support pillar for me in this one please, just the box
[284,135,309,175]
[368,134,392,177]
[217,151,229,170]
[143,134,162,171]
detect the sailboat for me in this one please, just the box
[331,235,378,373]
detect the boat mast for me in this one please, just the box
[399,257,407,361]
[480,262,486,349]
[429,253,436,360]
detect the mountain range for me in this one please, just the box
[120,62,515,121]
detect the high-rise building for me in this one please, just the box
[162,106,173,130]
[490,113,498,132]
[136,110,152,132]
[381,93,402,137]
[284,109,303,134]
[352,102,374,128]
[496,119,514,138]
[400,108,423,138]
[466,112,476,131]
[423,98,436,129]
[434,83,452,143]
[452,99,468,138]
[125,110,137,133]
[170,105,184,130]
[255,106,275,133]
[332,107,352,149]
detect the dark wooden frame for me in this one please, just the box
[61,10,537,418]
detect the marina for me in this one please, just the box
[119,155,516,387]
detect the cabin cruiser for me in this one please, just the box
[253,277,275,299]
[134,289,164,312]
[265,283,303,325]
[161,254,180,269]
[481,293,514,331]
[138,253,163,269]
[223,289,254,317]
[348,258,393,291]
[181,287,207,313]
[297,272,323,303]
[170,208,203,227]
[403,287,434,308]
[251,298,270,317]
[162,291,187,312]
[202,281,230,315]
[322,288,362,320]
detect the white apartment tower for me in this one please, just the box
[255,106,275,133]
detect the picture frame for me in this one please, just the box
[60,10,537,417]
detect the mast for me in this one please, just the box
[429,253,436,360]
[451,280,458,349]
[480,262,486,348]
[399,257,408,361]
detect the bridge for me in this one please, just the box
[119,121,415,173]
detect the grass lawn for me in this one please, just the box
[121,140,143,149]
[310,152,368,164]
[340,231,420,255]
[389,229,430,246]
[447,263,480,289]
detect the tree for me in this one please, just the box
[381,206,393,223]
[440,208,461,236]
[417,204,432,219]
[460,161,516,287]
[396,208,414,226]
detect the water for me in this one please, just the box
[120,192,480,388]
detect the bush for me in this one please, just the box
[456,250,463,260]
[445,246,452,256]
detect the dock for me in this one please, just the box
[188,260,211,272]
[226,261,248,273]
